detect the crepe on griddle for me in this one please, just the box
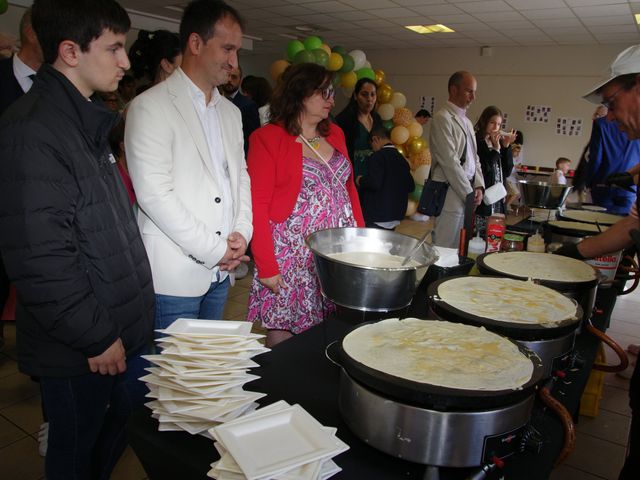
[483,251,597,283]
[342,318,534,391]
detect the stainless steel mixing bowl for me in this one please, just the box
[518,180,573,209]
[306,227,438,312]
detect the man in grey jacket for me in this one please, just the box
[429,71,484,248]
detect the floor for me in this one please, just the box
[0,218,636,479]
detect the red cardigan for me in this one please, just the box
[247,123,365,278]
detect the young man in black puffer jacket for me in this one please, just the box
[0,1,154,478]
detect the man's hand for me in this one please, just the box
[88,338,126,375]
[259,274,286,294]
[473,188,483,206]
[218,232,249,271]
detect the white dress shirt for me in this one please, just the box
[184,74,234,281]
[12,53,36,93]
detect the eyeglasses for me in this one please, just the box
[602,85,626,110]
[318,86,336,101]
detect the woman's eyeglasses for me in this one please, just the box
[318,86,336,101]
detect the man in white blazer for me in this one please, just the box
[125,0,252,331]
[429,71,484,248]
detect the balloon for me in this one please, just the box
[339,54,354,72]
[409,149,431,170]
[396,144,408,158]
[327,52,344,71]
[390,92,407,108]
[406,136,427,155]
[393,107,413,127]
[410,183,424,202]
[377,103,395,121]
[312,48,329,67]
[363,61,372,69]
[356,67,375,81]
[0,0,8,14]
[374,69,385,85]
[408,121,424,138]
[349,49,367,70]
[377,83,393,104]
[269,59,290,81]
[412,164,431,185]
[303,35,323,51]
[320,43,332,56]
[340,71,357,89]
[382,119,394,130]
[406,199,418,217]
[332,45,346,55]
[331,75,342,87]
[390,126,410,145]
[287,40,305,61]
[294,49,315,64]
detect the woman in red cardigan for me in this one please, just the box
[247,63,364,347]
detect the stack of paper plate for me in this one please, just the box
[141,319,269,436]
[208,401,348,480]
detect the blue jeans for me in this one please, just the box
[154,277,231,333]
[40,352,149,480]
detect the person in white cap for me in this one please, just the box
[555,44,640,480]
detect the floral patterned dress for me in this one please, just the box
[247,150,356,334]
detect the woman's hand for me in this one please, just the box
[259,274,287,294]
[500,130,517,148]
[488,131,501,150]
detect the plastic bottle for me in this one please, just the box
[527,232,546,253]
[467,235,486,275]
[486,213,506,252]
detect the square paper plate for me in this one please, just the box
[158,319,252,337]
[213,405,348,480]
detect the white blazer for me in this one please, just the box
[125,69,253,297]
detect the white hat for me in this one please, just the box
[583,45,640,104]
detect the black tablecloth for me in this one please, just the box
[127,289,617,480]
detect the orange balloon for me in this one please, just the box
[377,83,393,104]
[408,121,423,138]
[409,149,431,170]
[270,59,290,81]
[393,107,413,127]
[390,126,410,145]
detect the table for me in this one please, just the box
[127,288,617,480]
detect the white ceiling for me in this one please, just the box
[119,0,640,54]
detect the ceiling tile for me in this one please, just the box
[426,13,483,23]
[354,18,398,28]
[472,11,525,21]
[484,20,536,29]
[588,24,639,33]
[532,17,583,28]
[263,17,303,26]
[341,0,399,8]
[572,4,632,17]
[581,15,636,26]
[303,1,358,13]
[541,25,590,34]
[291,13,338,25]
[331,10,376,20]
[505,0,563,9]
[565,0,628,5]
[457,0,513,14]
[521,8,576,20]
[411,4,465,15]
[370,7,423,18]
[391,0,447,5]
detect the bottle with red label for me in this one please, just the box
[486,213,506,252]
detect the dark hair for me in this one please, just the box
[346,77,377,110]
[474,105,503,135]
[129,30,180,81]
[600,73,639,96]
[19,7,33,46]
[515,130,524,145]
[269,63,333,136]
[241,75,273,108]
[108,119,125,158]
[369,124,390,141]
[415,109,431,118]
[119,74,135,87]
[448,71,469,90]
[32,0,130,65]
[179,0,244,52]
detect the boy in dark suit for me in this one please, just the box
[356,125,415,230]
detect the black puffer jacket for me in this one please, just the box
[0,64,154,377]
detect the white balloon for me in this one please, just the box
[412,164,431,185]
[377,103,395,121]
[349,49,367,71]
[390,92,407,109]
[363,61,371,68]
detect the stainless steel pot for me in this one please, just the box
[306,227,438,312]
[519,180,573,209]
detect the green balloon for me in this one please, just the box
[0,0,7,15]
[356,67,376,81]
[339,54,354,73]
[331,75,342,87]
[303,35,323,51]
[332,45,346,55]
[312,49,329,67]
[410,183,424,202]
[293,49,315,64]
[287,40,305,61]
[382,119,394,130]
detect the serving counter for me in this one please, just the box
[127,287,617,480]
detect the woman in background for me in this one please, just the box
[335,78,383,180]
[242,75,273,126]
[247,63,364,347]
[129,29,182,91]
[474,106,515,234]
